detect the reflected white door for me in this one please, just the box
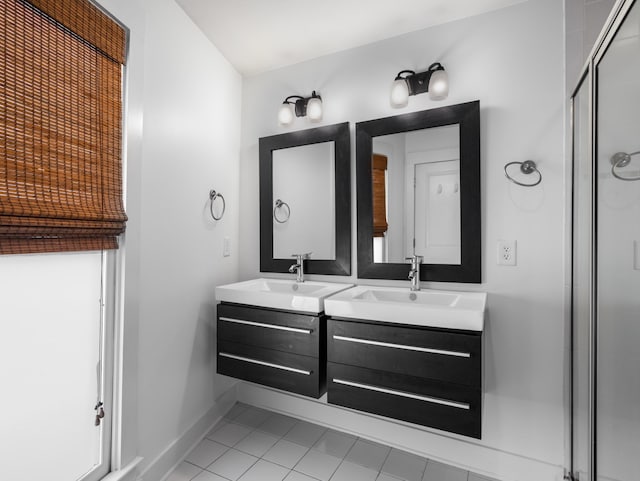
[0,252,110,481]
[413,160,461,264]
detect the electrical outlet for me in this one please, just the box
[497,239,517,266]
[223,236,231,257]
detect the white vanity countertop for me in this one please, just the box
[324,285,487,331]
[215,278,354,314]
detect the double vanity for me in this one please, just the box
[217,100,486,438]
[215,278,487,439]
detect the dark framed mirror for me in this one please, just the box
[356,101,480,282]
[260,122,351,275]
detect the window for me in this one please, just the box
[371,153,388,237]
[0,0,127,254]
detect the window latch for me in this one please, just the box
[94,401,105,427]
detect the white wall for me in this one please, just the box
[272,142,335,259]
[239,1,566,480]
[136,0,241,475]
[96,0,242,478]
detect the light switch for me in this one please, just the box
[223,237,231,257]
[635,240,640,270]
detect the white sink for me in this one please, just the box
[215,278,354,313]
[324,285,487,331]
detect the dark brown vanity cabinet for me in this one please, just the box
[326,318,483,438]
[216,303,326,398]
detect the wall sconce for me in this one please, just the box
[390,62,448,108]
[278,91,323,126]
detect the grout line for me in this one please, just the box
[178,460,204,481]
[188,471,203,481]
[419,456,429,480]
[328,457,349,481]
[202,467,234,481]
[291,468,323,481]
[328,460,341,480]
[183,460,203,470]
[342,435,359,461]
[378,446,393,478]
[209,448,258,481]
[290,444,314,472]
[280,418,299,437]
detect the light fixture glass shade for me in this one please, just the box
[306,97,323,122]
[428,69,449,100]
[390,78,409,108]
[278,103,294,125]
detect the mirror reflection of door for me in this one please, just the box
[372,124,461,264]
[412,154,461,264]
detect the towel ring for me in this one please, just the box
[610,151,640,181]
[273,199,290,223]
[504,160,542,187]
[209,190,225,221]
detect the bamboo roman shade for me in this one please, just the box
[0,0,127,254]
[372,154,388,237]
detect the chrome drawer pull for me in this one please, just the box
[220,317,313,334]
[332,378,470,410]
[332,335,470,358]
[219,352,311,375]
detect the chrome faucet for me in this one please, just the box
[289,253,311,283]
[406,255,423,291]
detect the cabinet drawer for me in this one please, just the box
[327,318,481,388]
[218,303,322,357]
[327,362,481,438]
[217,340,325,398]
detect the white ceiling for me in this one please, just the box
[175,0,526,77]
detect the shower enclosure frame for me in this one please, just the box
[569,0,638,479]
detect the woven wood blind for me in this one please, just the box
[0,0,127,254]
[372,154,388,237]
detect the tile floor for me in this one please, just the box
[166,403,499,481]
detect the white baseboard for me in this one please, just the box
[238,383,565,481]
[137,386,238,481]
[102,457,143,481]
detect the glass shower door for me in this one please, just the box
[571,73,593,481]
[595,1,640,480]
